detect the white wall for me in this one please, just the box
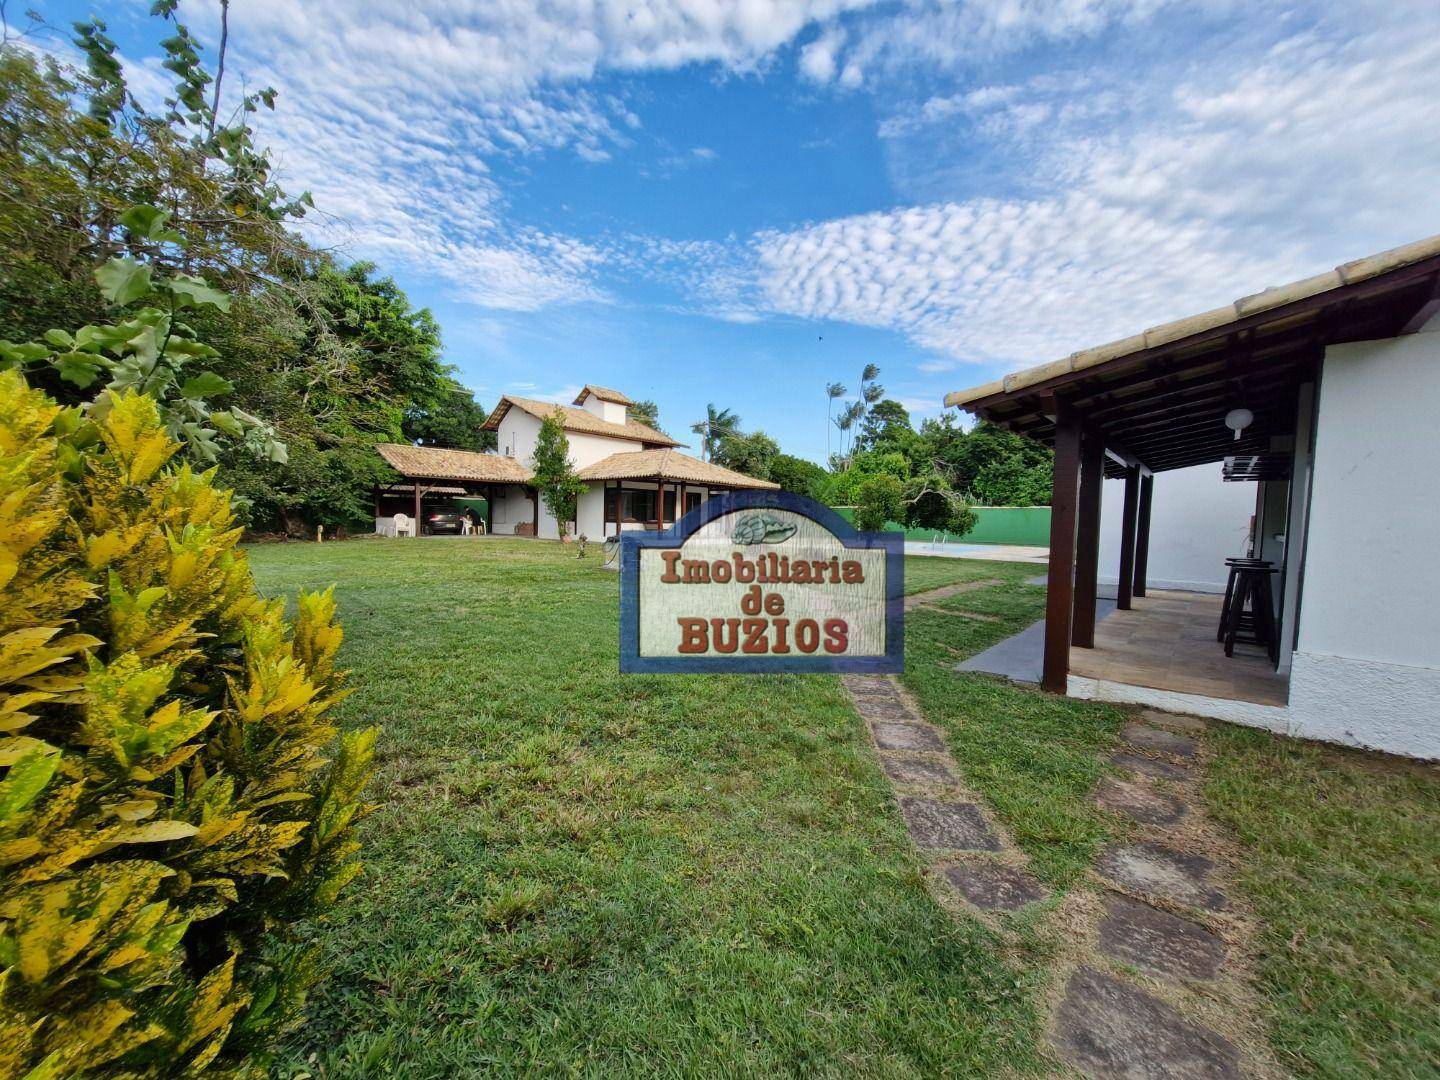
[577,485,606,540]
[1289,317,1440,758]
[579,396,628,425]
[1098,462,1254,593]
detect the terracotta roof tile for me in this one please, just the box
[376,443,533,483]
[945,231,1440,409]
[573,384,634,406]
[575,449,780,488]
[484,395,681,447]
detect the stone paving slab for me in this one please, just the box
[853,696,916,722]
[842,675,898,697]
[1098,893,1226,981]
[879,754,960,787]
[1121,722,1199,759]
[1111,751,1192,781]
[1051,966,1243,1079]
[1096,843,1227,912]
[1140,709,1208,735]
[898,797,1001,851]
[871,721,947,752]
[943,861,1048,911]
[1094,778,1189,826]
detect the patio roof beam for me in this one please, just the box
[1397,273,1440,334]
[1073,429,1105,649]
[1134,474,1154,598]
[1116,466,1141,611]
[957,255,1440,413]
[1042,400,1082,693]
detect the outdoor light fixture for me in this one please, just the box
[1225,407,1254,441]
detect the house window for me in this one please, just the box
[609,487,655,523]
[663,489,677,522]
[684,490,702,515]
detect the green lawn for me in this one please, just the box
[898,570,1129,887]
[249,539,1046,1077]
[1203,728,1440,1078]
[248,538,1439,1077]
[902,553,1022,595]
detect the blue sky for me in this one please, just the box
[31,0,1440,462]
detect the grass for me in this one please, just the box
[902,553,1024,595]
[1203,727,1440,1078]
[248,538,1047,1077]
[247,538,1439,1076]
[897,564,1128,886]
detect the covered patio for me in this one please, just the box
[374,443,535,535]
[946,235,1440,717]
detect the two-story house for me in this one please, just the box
[374,384,777,540]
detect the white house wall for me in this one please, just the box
[1289,317,1440,758]
[1098,462,1254,593]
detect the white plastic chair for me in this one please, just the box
[393,513,415,537]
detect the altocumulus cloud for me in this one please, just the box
[174,0,878,311]
[742,0,1440,368]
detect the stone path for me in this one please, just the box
[1045,707,1278,1078]
[840,671,1051,922]
[843,640,1279,1080]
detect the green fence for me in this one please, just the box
[833,505,1050,546]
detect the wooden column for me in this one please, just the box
[1072,429,1105,648]
[486,484,494,533]
[656,481,666,529]
[1116,466,1141,610]
[531,486,539,536]
[1134,474,1154,598]
[1042,401,1083,693]
[412,480,422,536]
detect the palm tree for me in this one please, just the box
[835,400,865,462]
[690,404,740,462]
[825,382,847,459]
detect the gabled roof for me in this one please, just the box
[376,443,533,483]
[484,395,681,447]
[573,384,634,406]
[576,449,781,489]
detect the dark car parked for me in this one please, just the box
[423,509,469,535]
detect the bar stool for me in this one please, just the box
[1223,564,1279,664]
[1217,558,1271,642]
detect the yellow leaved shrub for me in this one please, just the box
[0,370,377,1076]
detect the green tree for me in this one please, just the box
[855,473,905,531]
[690,403,740,462]
[770,453,827,497]
[404,382,496,450]
[855,398,918,453]
[208,261,450,533]
[630,399,661,429]
[0,15,464,535]
[713,430,779,480]
[532,414,586,535]
[929,419,1052,505]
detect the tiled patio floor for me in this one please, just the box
[1070,590,1288,707]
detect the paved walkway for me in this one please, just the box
[844,582,1278,1077]
[903,541,1049,564]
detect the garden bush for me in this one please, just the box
[0,371,376,1076]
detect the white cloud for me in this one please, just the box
[160,0,880,312]
[831,0,1228,82]
[799,29,843,82]
[732,1,1440,368]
